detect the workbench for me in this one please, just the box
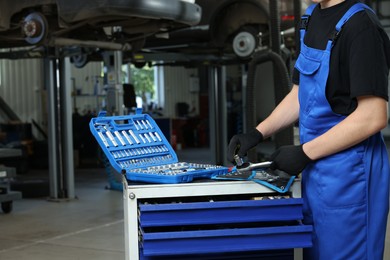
[123,178,312,260]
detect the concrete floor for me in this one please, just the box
[1,147,390,259]
[0,168,125,260]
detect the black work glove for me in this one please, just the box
[270,145,312,176]
[227,129,263,163]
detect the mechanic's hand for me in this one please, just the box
[270,145,312,176]
[227,129,263,163]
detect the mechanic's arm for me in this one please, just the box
[227,84,300,162]
[256,84,300,138]
[303,95,388,160]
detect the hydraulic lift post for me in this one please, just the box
[44,55,75,200]
[208,65,228,166]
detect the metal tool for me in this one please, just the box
[154,132,162,142]
[98,132,109,147]
[233,154,244,166]
[122,131,133,145]
[114,131,126,146]
[141,120,149,129]
[146,120,153,129]
[149,132,157,142]
[138,133,147,143]
[227,156,280,183]
[136,121,144,130]
[105,130,118,147]
[144,133,152,143]
[235,161,273,173]
[233,154,272,172]
[129,130,140,144]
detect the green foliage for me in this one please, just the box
[130,65,155,98]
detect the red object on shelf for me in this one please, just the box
[171,130,177,151]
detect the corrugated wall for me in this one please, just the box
[0,59,102,140]
[0,59,198,138]
[0,58,44,135]
[163,66,199,118]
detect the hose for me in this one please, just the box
[294,0,302,29]
[246,50,294,161]
[269,0,281,55]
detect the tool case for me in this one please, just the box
[89,109,228,184]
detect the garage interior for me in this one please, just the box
[0,0,390,259]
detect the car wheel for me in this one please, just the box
[70,53,89,68]
[22,12,48,45]
[1,201,13,214]
[232,27,258,58]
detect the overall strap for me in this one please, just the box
[331,3,375,42]
[305,4,317,16]
[300,4,317,31]
[299,4,318,42]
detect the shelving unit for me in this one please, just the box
[71,75,106,114]
[0,149,22,213]
[73,94,106,114]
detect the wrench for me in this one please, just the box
[233,154,272,172]
[235,161,273,173]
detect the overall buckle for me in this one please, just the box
[329,29,341,42]
[300,15,311,30]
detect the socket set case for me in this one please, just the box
[89,109,228,184]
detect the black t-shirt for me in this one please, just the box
[292,0,390,115]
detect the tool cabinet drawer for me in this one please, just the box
[139,249,296,260]
[140,225,313,256]
[138,197,312,257]
[139,198,304,227]
[125,179,310,260]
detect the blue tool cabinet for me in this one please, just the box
[90,111,312,259]
[123,178,312,260]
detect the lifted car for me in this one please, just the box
[137,0,310,63]
[0,0,201,52]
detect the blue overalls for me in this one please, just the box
[295,3,390,259]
